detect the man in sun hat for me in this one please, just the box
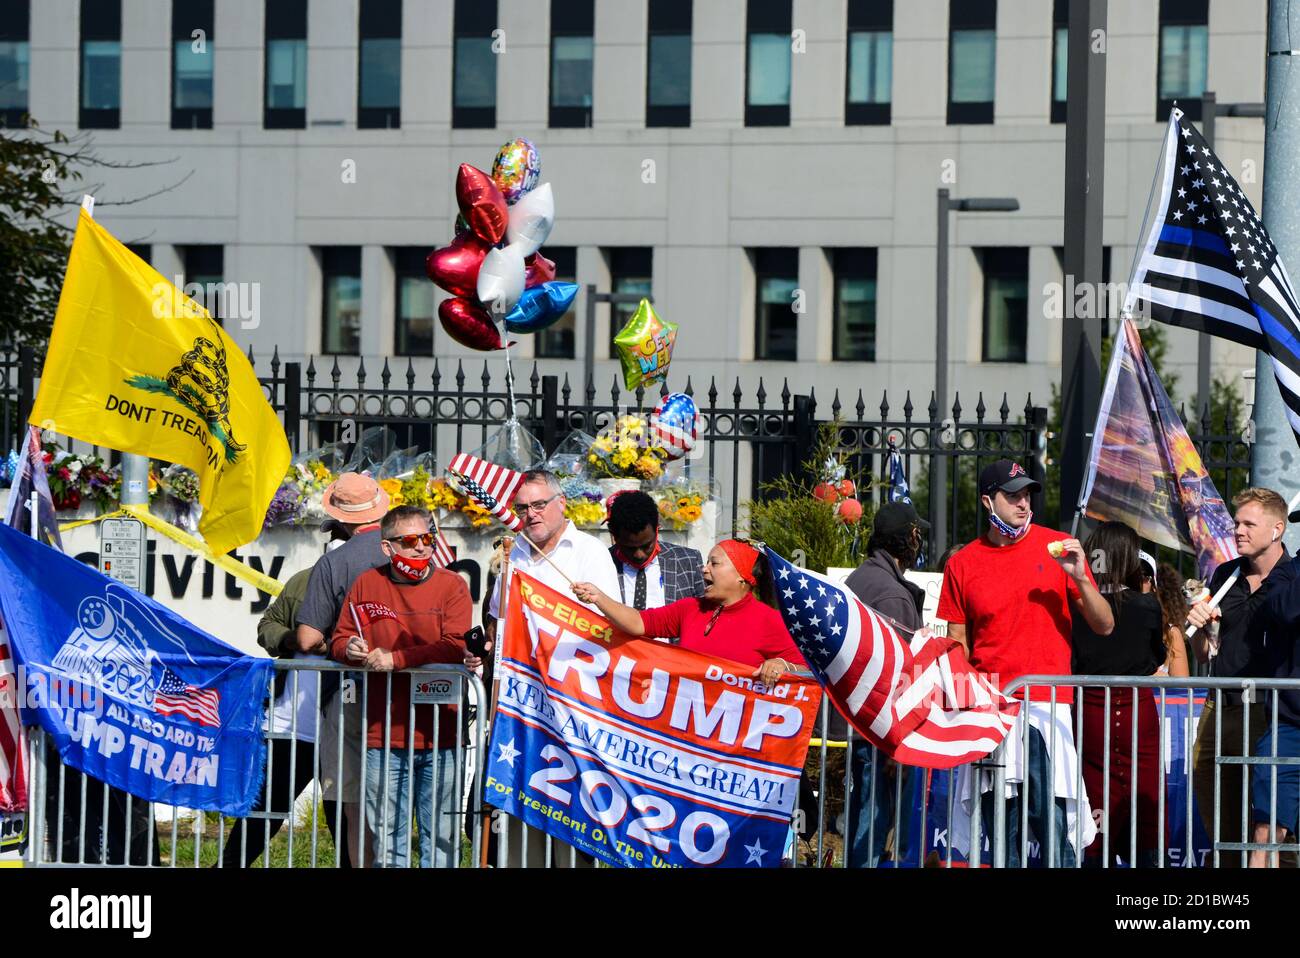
[294,472,391,866]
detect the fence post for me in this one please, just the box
[1029,405,1048,520]
[792,395,814,477]
[283,362,302,455]
[17,346,34,436]
[541,375,559,455]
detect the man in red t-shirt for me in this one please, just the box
[937,459,1112,867]
[330,505,474,868]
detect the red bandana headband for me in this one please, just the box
[718,539,760,586]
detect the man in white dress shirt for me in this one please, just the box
[486,469,619,867]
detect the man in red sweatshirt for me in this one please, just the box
[329,505,473,868]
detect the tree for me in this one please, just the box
[0,118,187,344]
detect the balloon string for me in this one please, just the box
[499,316,518,421]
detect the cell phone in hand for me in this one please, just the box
[465,625,490,658]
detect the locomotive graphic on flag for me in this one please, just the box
[51,582,219,726]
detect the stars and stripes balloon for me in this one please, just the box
[651,392,699,461]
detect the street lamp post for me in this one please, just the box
[1196,92,1265,417]
[933,191,1020,553]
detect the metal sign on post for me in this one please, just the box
[99,516,147,592]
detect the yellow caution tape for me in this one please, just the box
[808,739,849,749]
[122,506,284,597]
[58,508,129,532]
[58,506,283,597]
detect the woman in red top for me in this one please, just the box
[571,539,803,686]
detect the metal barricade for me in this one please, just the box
[983,675,1300,869]
[23,660,487,868]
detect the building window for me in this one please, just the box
[753,248,798,361]
[981,248,1028,363]
[1050,0,1067,123]
[605,248,653,357]
[0,0,30,128]
[453,0,497,129]
[321,247,361,356]
[948,0,995,125]
[746,0,791,127]
[394,248,434,356]
[80,0,120,129]
[1158,0,1207,121]
[832,248,877,361]
[126,244,152,264]
[846,0,891,125]
[358,0,401,129]
[172,0,214,129]
[647,0,691,128]
[550,0,593,128]
[265,0,307,129]
[536,248,577,358]
[180,245,224,325]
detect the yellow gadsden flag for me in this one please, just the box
[30,209,289,555]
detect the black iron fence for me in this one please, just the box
[0,345,1252,566]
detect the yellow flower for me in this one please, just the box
[312,462,332,482]
[379,478,402,499]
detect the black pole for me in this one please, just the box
[934,188,950,555]
[1058,0,1107,530]
[282,361,302,454]
[1197,91,1217,416]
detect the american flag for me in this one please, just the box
[430,528,456,570]
[447,453,525,533]
[765,548,1019,769]
[0,617,25,812]
[156,668,221,728]
[886,444,911,505]
[1126,108,1300,443]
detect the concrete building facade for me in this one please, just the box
[14,0,1268,417]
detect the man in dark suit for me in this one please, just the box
[606,491,705,609]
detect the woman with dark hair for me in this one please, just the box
[1072,521,1166,867]
[571,538,803,686]
[1145,556,1191,678]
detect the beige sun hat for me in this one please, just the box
[321,472,390,525]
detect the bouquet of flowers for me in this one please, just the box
[561,475,606,527]
[586,415,668,481]
[43,445,119,513]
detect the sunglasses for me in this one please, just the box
[512,493,560,516]
[386,532,435,548]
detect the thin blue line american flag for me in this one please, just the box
[765,548,1019,769]
[1126,108,1300,443]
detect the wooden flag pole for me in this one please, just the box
[479,535,514,868]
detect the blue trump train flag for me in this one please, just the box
[0,521,270,815]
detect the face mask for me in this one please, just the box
[615,538,661,570]
[988,507,1032,541]
[392,554,431,581]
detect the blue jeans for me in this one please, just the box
[983,726,1076,868]
[1252,721,1300,836]
[847,743,919,867]
[364,747,457,868]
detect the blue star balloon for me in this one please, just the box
[504,281,579,334]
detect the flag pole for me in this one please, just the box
[479,535,513,868]
[79,195,153,515]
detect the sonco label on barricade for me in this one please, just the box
[411,673,458,705]
[484,572,821,868]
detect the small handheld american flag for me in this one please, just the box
[766,547,1019,769]
[448,464,525,533]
